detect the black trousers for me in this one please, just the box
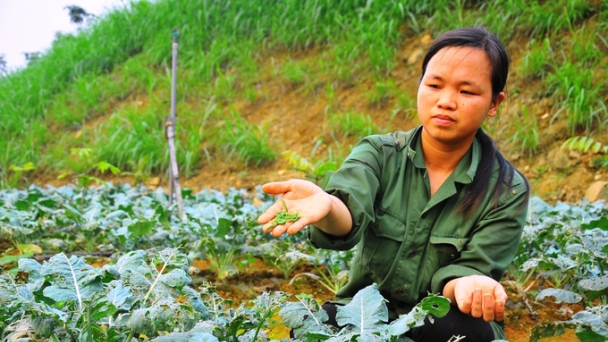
[291,302,498,342]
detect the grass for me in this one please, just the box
[0,0,607,183]
[505,104,540,158]
[548,61,606,134]
[327,111,379,139]
[216,109,277,167]
[518,38,554,79]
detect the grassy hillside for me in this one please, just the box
[0,0,607,197]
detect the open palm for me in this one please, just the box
[258,179,332,237]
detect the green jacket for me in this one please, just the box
[308,126,528,325]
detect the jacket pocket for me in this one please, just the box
[429,235,466,267]
[361,210,407,282]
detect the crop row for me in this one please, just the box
[0,0,607,185]
[0,183,607,340]
[0,183,451,341]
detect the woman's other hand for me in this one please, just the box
[444,275,508,322]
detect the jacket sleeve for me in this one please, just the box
[307,136,386,251]
[430,174,529,293]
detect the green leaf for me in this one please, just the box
[182,286,208,317]
[106,282,134,310]
[279,298,333,339]
[582,217,608,231]
[128,219,155,239]
[32,316,55,338]
[216,217,232,236]
[18,258,45,292]
[41,253,104,311]
[530,322,571,342]
[105,250,146,277]
[579,276,608,292]
[336,283,388,332]
[95,161,121,175]
[0,253,33,266]
[15,199,30,211]
[89,298,119,321]
[159,268,191,289]
[127,299,204,336]
[386,294,450,336]
[418,293,451,318]
[575,325,608,342]
[387,306,427,335]
[152,331,218,342]
[536,288,583,304]
[572,311,608,338]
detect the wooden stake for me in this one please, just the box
[165,28,184,220]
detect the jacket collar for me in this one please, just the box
[405,125,481,184]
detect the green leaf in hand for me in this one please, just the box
[267,200,300,230]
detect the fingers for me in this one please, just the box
[494,283,508,303]
[470,288,483,318]
[257,180,297,225]
[494,299,505,322]
[459,289,505,322]
[264,217,308,237]
[258,206,279,225]
[261,181,293,195]
[493,283,507,322]
[482,293,495,322]
[257,199,284,225]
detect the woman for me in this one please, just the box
[258,27,529,341]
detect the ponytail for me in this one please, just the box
[458,129,528,219]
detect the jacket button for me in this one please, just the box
[396,289,404,295]
[408,251,416,258]
[450,253,456,259]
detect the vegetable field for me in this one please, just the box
[0,184,452,341]
[0,0,607,340]
[0,183,607,341]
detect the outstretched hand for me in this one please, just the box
[257,179,333,237]
[446,275,508,322]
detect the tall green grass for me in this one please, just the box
[0,0,606,183]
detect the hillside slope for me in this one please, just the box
[0,0,606,204]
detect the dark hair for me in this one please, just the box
[421,27,509,100]
[420,27,528,217]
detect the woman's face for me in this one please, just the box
[417,46,504,147]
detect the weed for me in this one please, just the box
[282,59,308,87]
[58,147,121,212]
[327,110,378,138]
[519,38,554,79]
[548,61,606,133]
[505,104,540,158]
[0,162,35,189]
[367,79,396,107]
[562,136,608,168]
[290,249,351,294]
[261,240,311,280]
[283,137,345,187]
[217,109,277,166]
